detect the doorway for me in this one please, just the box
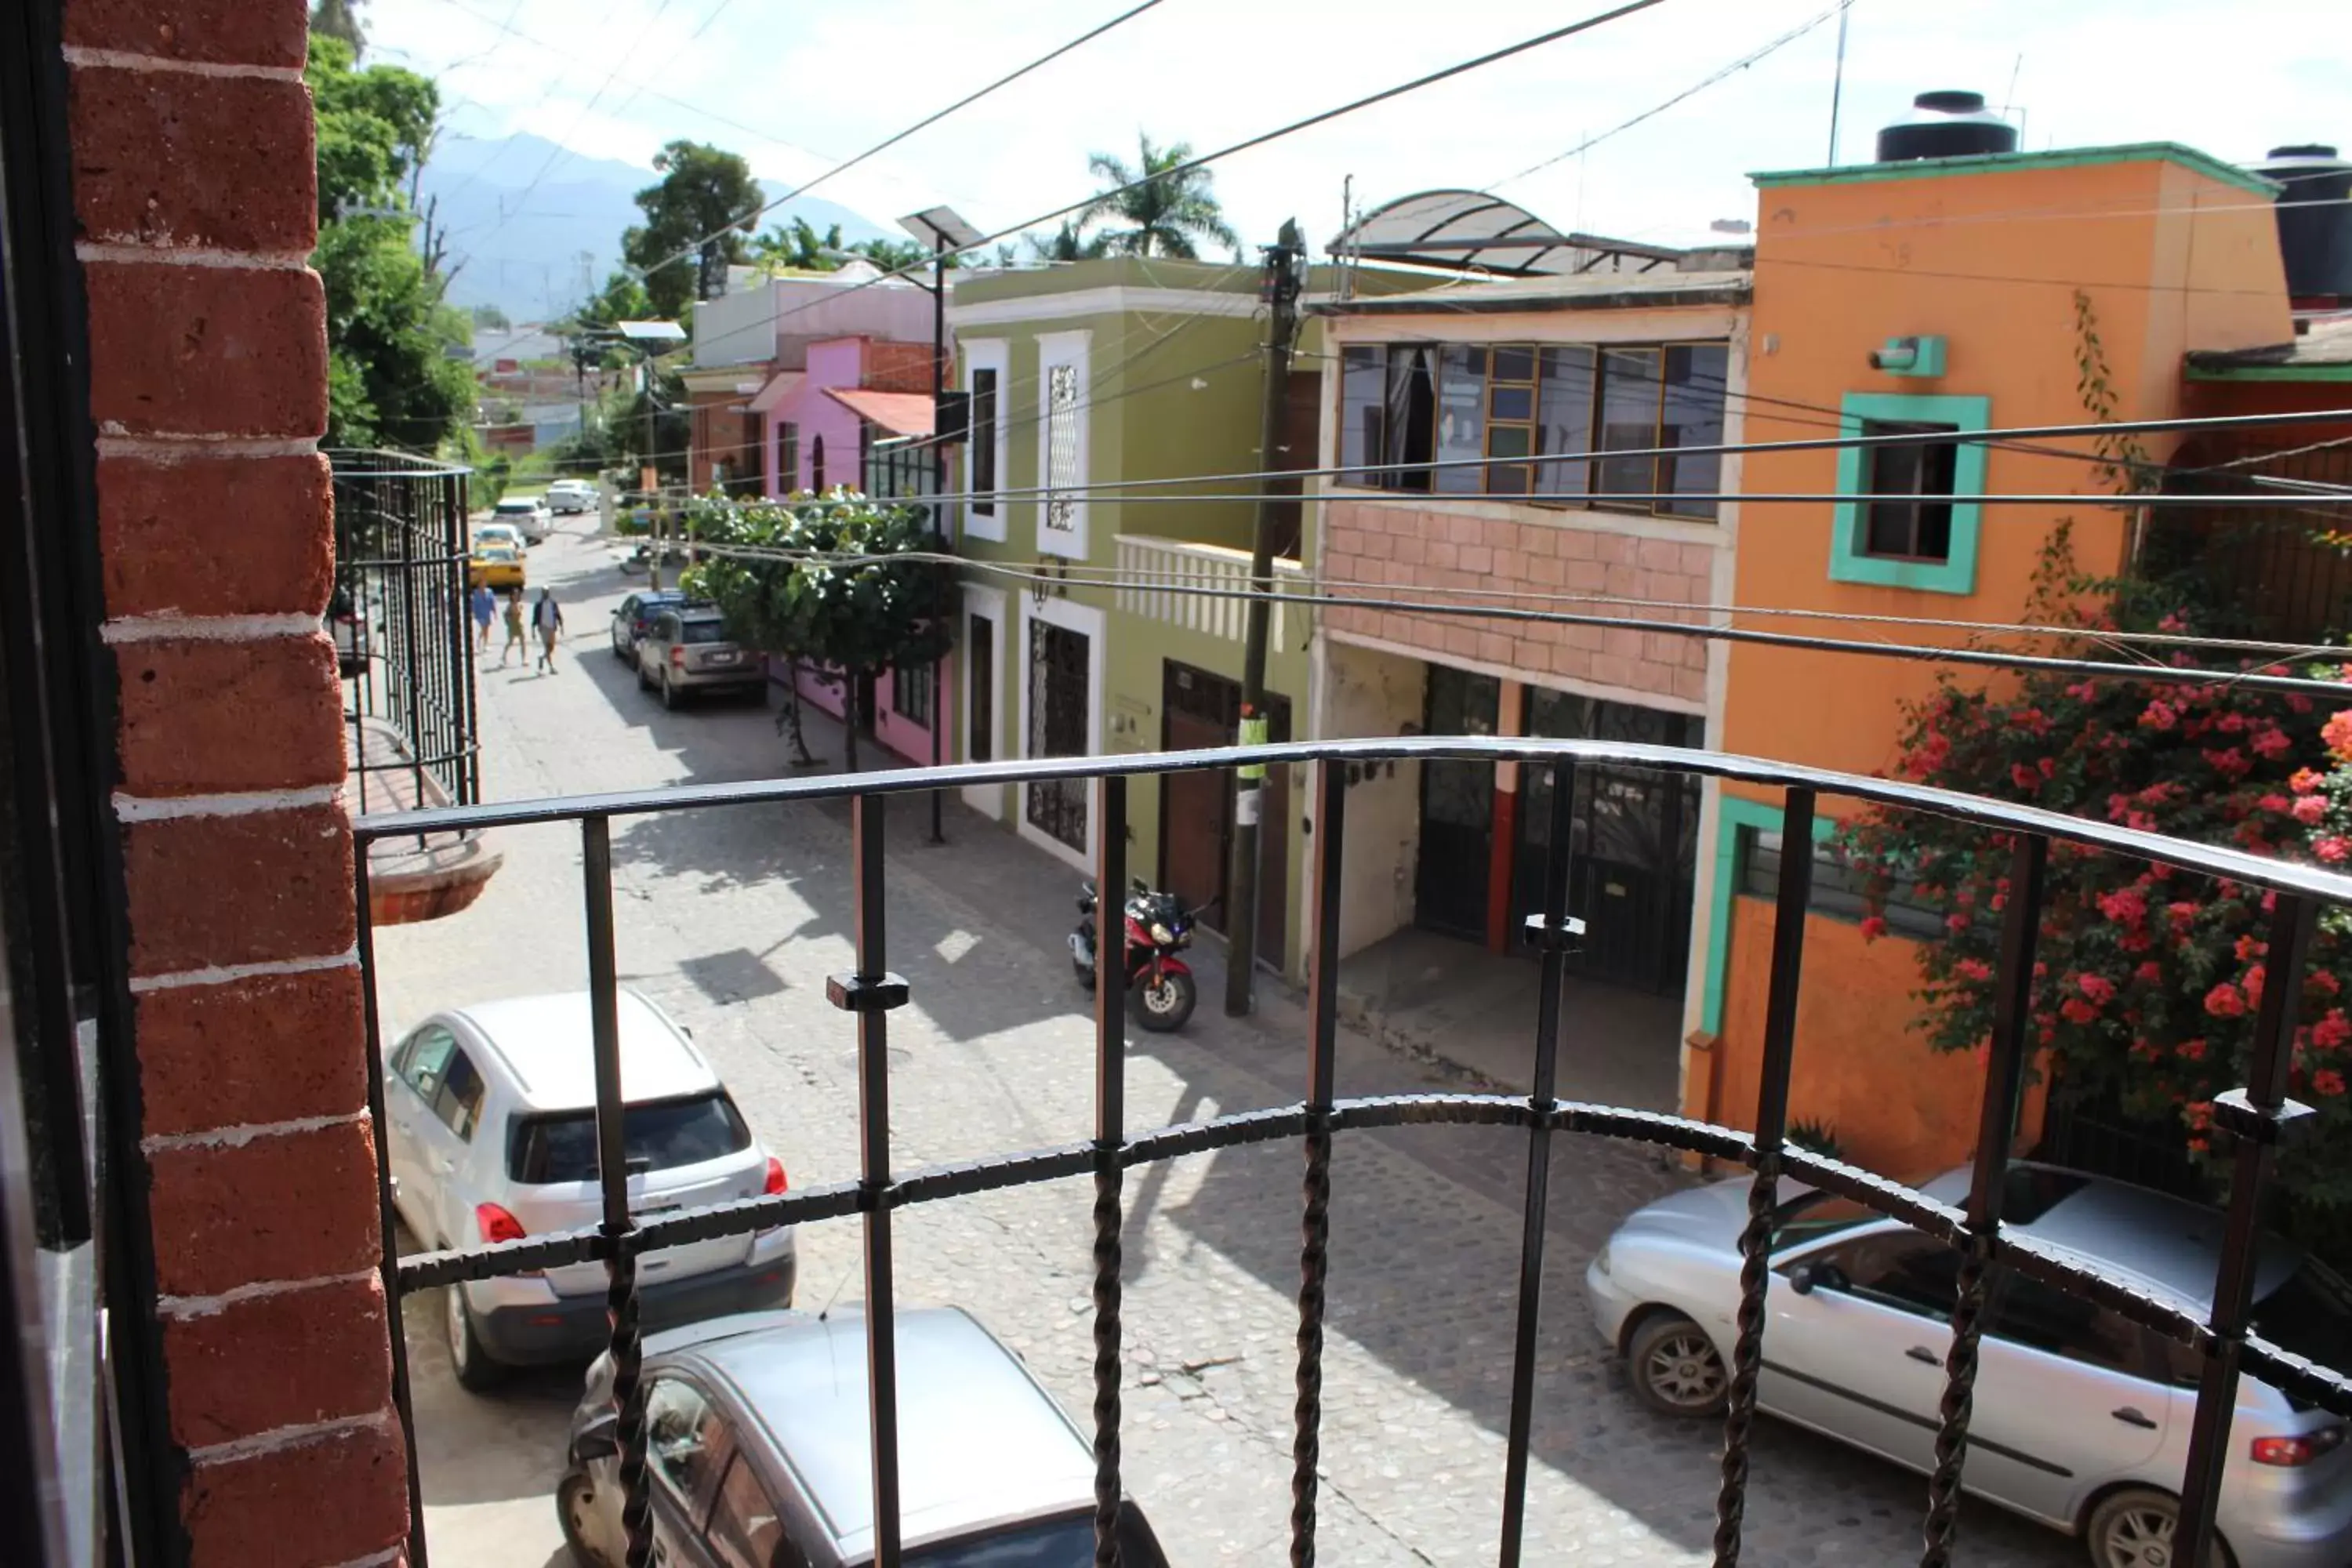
[1512,689,1699,995]
[1025,616,1091,853]
[1157,661,1290,970]
[1413,665,1501,941]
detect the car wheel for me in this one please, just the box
[1626,1311,1727,1417]
[443,1283,506,1392]
[2084,1487,2233,1568]
[557,1470,615,1568]
[660,670,681,711]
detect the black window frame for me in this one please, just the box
[429,1047,485,1142]
[1736,825,1942,939]
[969,367,998,516]
[1858,418,1962,563]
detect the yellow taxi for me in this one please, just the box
[468,543,525,591]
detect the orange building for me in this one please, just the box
[1689,129,2295,1176]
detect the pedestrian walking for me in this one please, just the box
[532,587,564,673]
[500,586,526,666]
[469,581,495,654]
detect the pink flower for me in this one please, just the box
[2140,700,2178,731]
[2316,1069,2347,1098]
[2292,768,2325,795]
[1945,912,1971,935]
[2293,795,2328,826]
[2060,997,2100,1025]
[2134,961,2163,984]
[2010,762,2041,792]
[2166,901,2199,931]
[2318,837,2351,863]
[2251,728,2292,760]
[2259,793,2292,815]
[2178,1038,2209,1062]
[2096,888,2147,927]
[2205,982,2248,1018]
[2077,973,2116,1005]
[2312,1010,2352,1051]
[1954,957,1993,982]
[1858,915,1888,941]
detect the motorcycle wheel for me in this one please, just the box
[1132,970,1196,1033]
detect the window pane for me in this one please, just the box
[1860,421,1960,561]
[644,1381,727,1513]
[971,369,997,513]
[1434,345,1485,495]
[1490,345,1535,383]
[1535,346,1594,496]
[710,1454,796,1568]
[1044,362,1080,532]
[1384,347,1436,492]
[1828,1232,1962,1319]
[1490,385,1534,423]
[1594,347,1662,499]
[1659,345,1726,519]
[432,1051,484,1141]
[1339,347,1385,485]
[1987,1273,2145,1374]
[509,1092,753,1184]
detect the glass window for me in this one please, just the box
[644,1380,729,1517]
[1433,345,1486,495]
[1659,345,1727,519]
[967,612,994,764]
[1338,346,1385,483]
[1769,1191,1885,1252]
[1809,1229,1963,1320]
[399,1026,457,1105]
[681,621,728,645]
[1594,347,1663,500]
[1382,347,1437,491]
[779,423,799,493]
[507,1092,752,1185]
[430,1048,485,1142]
[1737,826,1942,938]
[1986,1272,2147,1374]
[1484,344,1538,496]
[904,1504,1170,1567]
[894,661,934,728]
[1044,361,1080,532]
[1860,421,1961,561]
[2249,1260,2352,1377]
[970,368,998,514]
[1534,346,1595,498]
[708,1453,802,1568]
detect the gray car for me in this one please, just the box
[557,1307,1171,1568]
[636,607,766,709]
[1587,1163,2352,1567]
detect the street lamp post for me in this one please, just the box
[576,319,684,586]
[897,207,979,848]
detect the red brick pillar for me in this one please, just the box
[60,2,411,1564]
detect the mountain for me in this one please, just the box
[418,131,891,323]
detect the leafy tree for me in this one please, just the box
[310,0,365,55]
[1080,132,1239,260]
[307,37,468,449]
[1027,220,1110,263]
[622,140,762,319]
[684,491,950,772]
[749,217,845,273]
[470,303,511,332]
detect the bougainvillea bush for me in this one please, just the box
[1836,535,2352,1211]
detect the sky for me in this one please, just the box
[367,0,2352,271]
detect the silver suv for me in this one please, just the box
[559,1308,1171,1567]
[635,608,765,709]
[384,989,797,1390]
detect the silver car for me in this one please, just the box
[1587,1163,2352,1566]
[558,1307,1171,1568]
[635,607,765,710]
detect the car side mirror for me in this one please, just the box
[1788,1262,1820,1296]
[573,1416,619,1462]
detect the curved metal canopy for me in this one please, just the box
[1330,188,1683,278]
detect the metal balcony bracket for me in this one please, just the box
[826,971,911,1013]
[1519,911,1588,954]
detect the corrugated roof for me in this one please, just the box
[2186,315,2352,379]
[1312,270,1751,318]
[825,386,935,436]
[1329,188,1691,278]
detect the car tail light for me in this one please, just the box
[764,1156,788,1196]
[2252,1427,2347,1466]
[670,645,686,667]
[475,1203,527,1244]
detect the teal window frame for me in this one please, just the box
[1827,390,1990,596]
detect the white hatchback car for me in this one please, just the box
[384,989,797,1390]
[490,494,554,543]
[545,478,597,514]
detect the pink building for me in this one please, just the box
[748,335,935,496]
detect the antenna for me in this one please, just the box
[1825,0,1853,165]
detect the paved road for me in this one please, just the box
[372,524,2068,1566]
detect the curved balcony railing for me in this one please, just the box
[353,738,2352,1568]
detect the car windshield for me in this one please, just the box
[681,621,728,645]
[2249,1257,2352,1374]
[477,546,518,562]
[495,503,534,514]
[904,1506,1167,1568]
[506,1092,750,1183]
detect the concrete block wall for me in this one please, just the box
[1319,498,1715,706]
[60,2,408,1563]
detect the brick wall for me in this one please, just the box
[1318,498,1715,706]
[63,2,408,1564]
[689,387,760,492]
[865,337,938,394]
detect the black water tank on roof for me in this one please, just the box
[2248,144,2352,305]
[1876,91,2021,163]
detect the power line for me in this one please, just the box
[724,0,1672,344]
[626,0,1170,289]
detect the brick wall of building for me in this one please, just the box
[689,388,761,492]
[1318,498,1715,706]
[864,337,938,395]
[62,1,408,1563]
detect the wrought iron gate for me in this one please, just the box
[1025,617,1089,851]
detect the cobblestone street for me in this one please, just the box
[375,528,2068,1567]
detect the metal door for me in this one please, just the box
[1157,662,1291,967]
[1414,666,1499,941]
[1026,619,1090,851]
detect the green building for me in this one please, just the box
[945,256,1330,978]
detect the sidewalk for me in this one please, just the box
[780,699,1681,1112]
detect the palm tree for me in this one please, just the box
[1079,133,1240,260]
[1026,220,1111,263]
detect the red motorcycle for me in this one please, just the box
[1069,879,1200,1032]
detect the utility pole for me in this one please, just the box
[1222,219,1304,1018]
[642,357,663,590]
[927,227,949,844]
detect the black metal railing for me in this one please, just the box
[353,738,2352,1568]
[330,448,479,818]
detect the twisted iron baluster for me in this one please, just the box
[606,1232,651,1568]
[1711,788,1814,1567]
[1291,762,1345,1568]
[1091,777,1127,1566]
[1918,1247,1991,1566]
[1918,832,2047,1568]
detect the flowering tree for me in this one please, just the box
[1838,533,2352,1209]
